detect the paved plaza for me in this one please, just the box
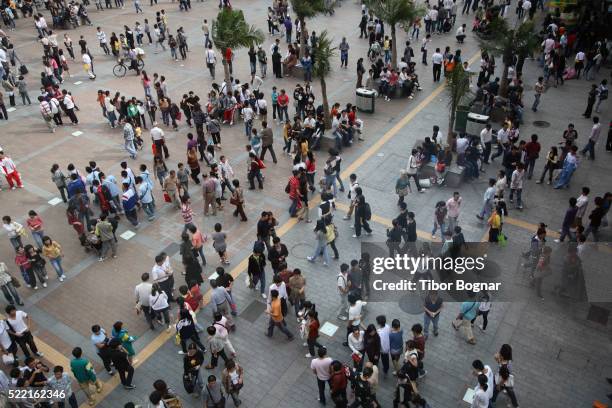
[1,0,611,407]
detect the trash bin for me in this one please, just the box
[356,88,376,113]
[454,105,470,133]
[465,112,489,136]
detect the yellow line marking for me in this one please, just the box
[91,51,482,405]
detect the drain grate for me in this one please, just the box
[586,304,610,325]
[533,120,551,128]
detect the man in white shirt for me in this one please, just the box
[472,360,494,401]
[574,50,585,78]
[150,123,169,159]
[336,264,349,320]
[580,117,601,160]
[205,45,216,79]
[491,123,510,161]
[134,272,154,330]
[151,253,174,302]
[432,48,443,82]
[5,306,43,358]
[376,316,391,375]
[136,175,155,221]
[96,27,110,55]
[480,124,493,163]
[311,348,333,405]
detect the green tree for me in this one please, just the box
[446,63,472,145]
[477,18,540,97]
[211,8,264,83]
[311,30,337,129]
[290,0,331,58]
[364,0,425,69]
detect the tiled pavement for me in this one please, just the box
[1,0,611,406]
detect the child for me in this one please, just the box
[134,125,144,150]
[16,76,31,105]
[177,162,189,194]
[212,222,229,265]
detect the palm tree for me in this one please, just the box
[311,30,337,129]
[445,63,472,145]
[211,8,264,83]
[290,0,331,58]
[477,18,540,97]
[364,0,425,69]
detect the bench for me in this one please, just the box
[290,64,317,80]
[420,161,466,188]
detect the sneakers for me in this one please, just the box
[337,315,348,321]
[352,234,359,238]
[123,384,135,390]
[35,352,44,357]
[59,275,65,282]
[42,282,47,288]
[178,351,185,355]
[261,293,267,299]
[306,256,315,262]
[305,353,313,358]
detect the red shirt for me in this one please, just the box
[347,111,356,125]
[308,319,320,340]
[525,141,541,160]
[185,285,202,311]
[225,47,232,62]
[277,93,289,107]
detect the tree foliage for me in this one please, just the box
[446,63,472,143]
[211,8,264,53]
[290,0,329,20]
[311,30,337,128]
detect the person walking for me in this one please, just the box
[451,293,479,344]
[265,289,293,340]
[582,84,597,119]
[221,359,243,406]
[595,79,608,113]
[470,291,491,331]
[580,116,601,160]
[70,347,103,406]
[259,121,277,164]
[524,134,541,179]
[531,76,544,112]
[311,347,333,405]
[90,325,114,376]
[108,338,135,389]
[536,146,558,184]
[446,192,462,233]
[509,163,525,210]
[306,219,331,266]
[353,191,373,238]
[339,37,349,68]
[134,273,155,330]
[431,200,448,240]
[406,149,424,193]
[247,244,267,298]
[553,145,578,189]
[183,342,204,397]
[123,120,137,159]
[95,214,117,261]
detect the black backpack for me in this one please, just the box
[363,202,372,221]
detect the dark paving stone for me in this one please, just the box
[160,242,181,257]
[586,304,610,325]
[239,299,267,323]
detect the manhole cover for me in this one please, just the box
[533,121,550,128]
[290,242,314,259]
[398,293,425,314]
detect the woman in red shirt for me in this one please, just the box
[306,309,323,358]
[26,211,45,249]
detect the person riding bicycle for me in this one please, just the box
[123,48,142,75]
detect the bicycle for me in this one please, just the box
[113,57,145,77]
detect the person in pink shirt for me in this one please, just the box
[187,224,207,266]
[446,191,462,233]
[26,210,45,249]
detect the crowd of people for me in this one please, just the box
[1,0,611,406]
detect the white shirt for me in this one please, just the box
[242,106,254,121]
[205,49,216,64]
[337,273,348,294]
[575,51,585,62]
[150,126,165,141]
[311,357,333,381]
[219,160,234,180]
[82,53,92,65]
[576,194,589,218]
[456,137,469,154]
[96,31,107,43]
[432,52,443,65]
[6,311,28,335]
[348,300,366,326]
[522,0,531,10]
[497,128,509,144]
[134,282,153,306]
[63,94,75,109]
[376,324,390,353]
[149,290,169,311]
[348,331,365,354]
[151,258,172,283]
[471,388,489,408]
[268,282,288,303]
[476,365,495,400]
[480,128,492,144]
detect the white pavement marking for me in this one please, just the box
[7,107,16,113]
[376,152,384,157]
[120,230,136,240]
[208,272,219,281]
[47,197,63,206]
[74,81,83,85]
[71,131,83,137]
[319,322,338,337]
[463,388,475,404]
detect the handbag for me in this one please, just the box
[351,352,362,364]
[230,196,239,205]
[163,397,183,408]
[183,372,195,394]
[163,192,172,203]
[206,385,226,408]
[10,274,21,288]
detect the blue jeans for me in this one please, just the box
[554,165,575,189]
[1,281,22,305]
[325,174,337,196]
[9,236,23,250]
[49,257,65,277]
[278,105,288,122]
[581,140,595,160]
[289,198,300,216]
[286,30,292,43]
[195,246,206,266]
[142,201,155,219]
[245,119,253,137]
[509,188,522,207]
[32,231,45,248]
[431,222,446,240]
[309,240,330,265]
[423,312,440,336]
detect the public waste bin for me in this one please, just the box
[465,112,489,136]
[356,88,376,113]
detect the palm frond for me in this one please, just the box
[211,9,265,51]
[290,0,329,19]
[364,0,425,26]
[312,30,337,78]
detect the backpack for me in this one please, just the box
[325,224,336,243]
[362,202,372,220]
[324,163,334,176]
